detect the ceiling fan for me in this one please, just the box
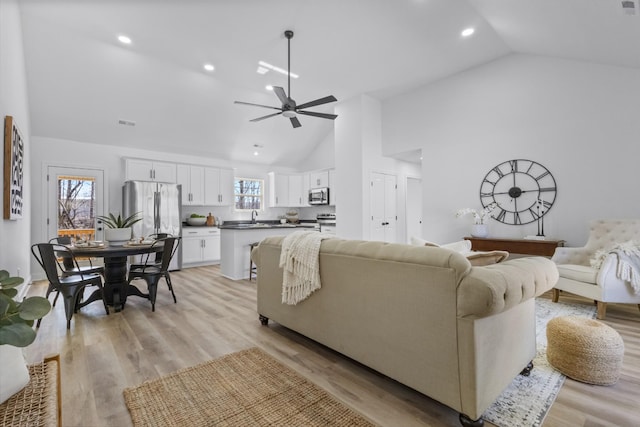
[234,30,338,129]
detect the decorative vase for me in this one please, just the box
[471,224,488,238]
[105,227,132,246]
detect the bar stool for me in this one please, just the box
[249,242,259,281]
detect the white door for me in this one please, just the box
[47,166,105,242]
[406,177,422,243]
[370,172,397,243]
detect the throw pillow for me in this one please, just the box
[466,250,509,266]
[410,236,439,247]
[440,240,472,253]
[0,345,30,404]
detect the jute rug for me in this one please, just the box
[482,298,597,427]
[123,347,376,427]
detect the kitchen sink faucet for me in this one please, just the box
[251,210,258,224]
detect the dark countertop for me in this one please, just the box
[219,220,317,230]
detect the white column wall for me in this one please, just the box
[0,0,32,286]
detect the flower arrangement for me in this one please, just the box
[455,203,497,225]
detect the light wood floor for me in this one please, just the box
[24,266,640,427]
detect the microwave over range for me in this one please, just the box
[308,187,330,205]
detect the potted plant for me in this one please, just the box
[0,270,52,404]
[0,270,51,347]
[98,212,142,246]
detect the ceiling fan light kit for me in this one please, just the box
[234,30,338,128]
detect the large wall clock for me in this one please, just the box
[479,159,557,225]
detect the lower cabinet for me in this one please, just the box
[182,228,221,266]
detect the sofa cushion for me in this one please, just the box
[556,264,598,284]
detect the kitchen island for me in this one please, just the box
[220,222,316,280]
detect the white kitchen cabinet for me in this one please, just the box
[328,168,336,206]
[309,170,329,188]
[204,167,234,206]
[268,172,289,207]
[182,227,221,266]
[176,164,205,205]
[125,158,176,183]
[288,174,309,207]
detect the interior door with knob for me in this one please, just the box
[47,166,105,242]
[370,172,397,243]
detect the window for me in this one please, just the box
[234,178,264,211]
[57,175,97,241]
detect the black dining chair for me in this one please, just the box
[127,236,180,312]
[31,243,109,329]
[128,233,170,270]
[49,236,104,277]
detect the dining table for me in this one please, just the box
[70,242,163,312]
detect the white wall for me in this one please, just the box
[382,53,640,246]
[0,0,32,286]
[296,131,334,172]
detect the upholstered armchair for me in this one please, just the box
[551,219,640,319]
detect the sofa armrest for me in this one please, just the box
[457,257,559,318]
[551,247,594,265]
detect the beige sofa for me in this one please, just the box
[252,236,558,426]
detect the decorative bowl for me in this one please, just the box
[187,217,206,226]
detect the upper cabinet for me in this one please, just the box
[177,164,205,205]
[204,167,234,206]
[309,170,329,189]
[288,174,309,207]
[268,173,310,207]
[125,158,176,183]
[268,172,289,207]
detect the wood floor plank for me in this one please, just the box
[23,267,640,427]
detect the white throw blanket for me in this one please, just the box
[279,231,331,305]
[591,240,640,294]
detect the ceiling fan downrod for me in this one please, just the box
[285,30,293,100]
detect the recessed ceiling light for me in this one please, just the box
[203,63,215,72]
[258,61,299,79]
[265,85,273,91]
[253,151,259,156]
[461,28,475,37]
[118,35,132,44]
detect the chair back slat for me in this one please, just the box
[31,244,64,285]
[158,236,180,272]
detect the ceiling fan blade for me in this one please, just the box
[296,95,337,110]
[273,86,289,105]
[290,116,302,128]
[297,110,338,120]
[250,112,282,122]
[234,101,281,111]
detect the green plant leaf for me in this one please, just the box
[0,322,36,347]
[1,288,18,298]
[18,297,51,320]
[0,270,9,281]
[0,276,24,289]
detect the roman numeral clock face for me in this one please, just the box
[480,159,557,225]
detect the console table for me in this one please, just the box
[464,237,565,257]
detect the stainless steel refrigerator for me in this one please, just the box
[123,180,182,270]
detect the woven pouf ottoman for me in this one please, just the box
[546,316,624,385]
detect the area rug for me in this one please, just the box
[123,347,376,427]
[482,298,597,427]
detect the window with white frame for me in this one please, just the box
[234,177,264,211]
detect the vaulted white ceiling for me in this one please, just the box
[18,0,640,167]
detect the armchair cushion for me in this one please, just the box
[556,264,598,284]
